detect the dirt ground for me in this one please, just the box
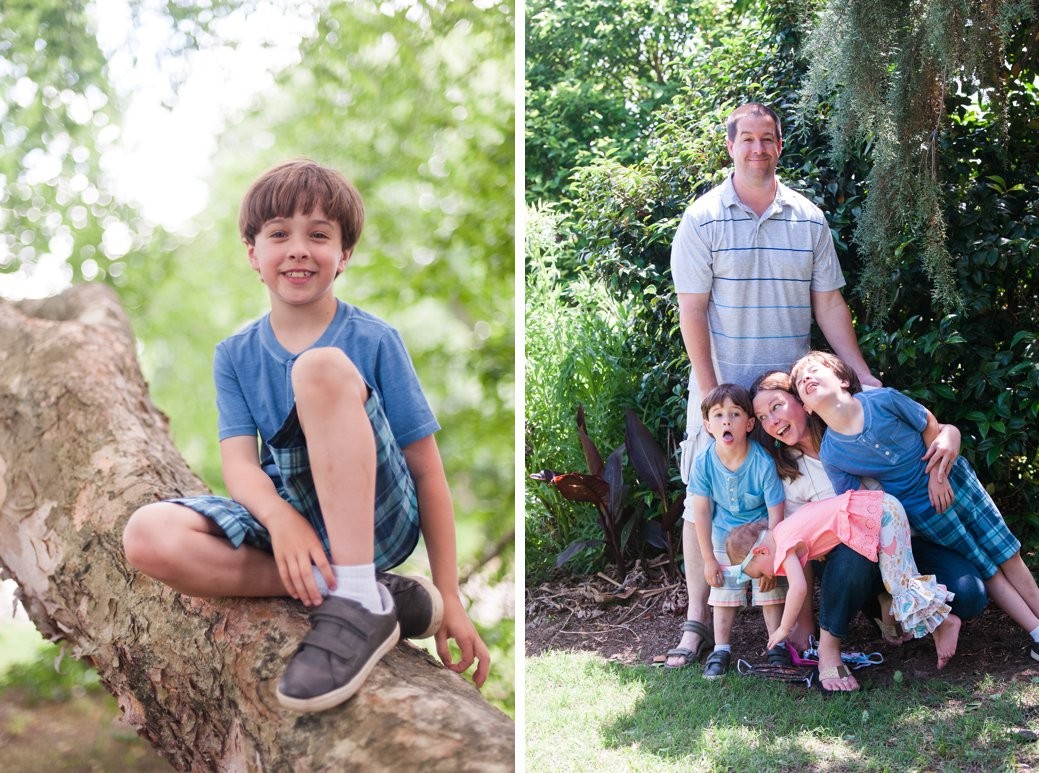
[0,688,172,772]
[525,557,1039,688]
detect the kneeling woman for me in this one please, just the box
[727,490,961,673]
[749,370,987,692]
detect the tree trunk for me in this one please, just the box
[0,284,514,771]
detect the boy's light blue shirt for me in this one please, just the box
[687,438,785,532]
[214,299,439,474]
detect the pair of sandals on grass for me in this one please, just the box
[660,619,871,694]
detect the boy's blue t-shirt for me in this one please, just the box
[818,387,930,517]
[688,438,785,532]
[214,299,439,474]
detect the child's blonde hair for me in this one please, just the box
[726,519,768,564]
[239,159,365,251]
[790,351,863,396]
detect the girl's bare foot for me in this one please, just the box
[934,613,961,670]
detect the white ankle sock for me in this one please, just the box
[1029,625,1039,643]
[714,644,731,653]
[328,563,383,613]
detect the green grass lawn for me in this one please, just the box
[526,650,1039,771]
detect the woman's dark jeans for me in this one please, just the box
[817,538,988,639]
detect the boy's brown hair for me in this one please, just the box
[238,159,365,251]
[700,383,754,420]
[790,351,863,396]
[726,519,768,565]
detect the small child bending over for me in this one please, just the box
[792,350,1039,663]
[667,384,788,679]
[727,490,961,673]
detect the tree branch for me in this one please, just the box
[0,284,514,771]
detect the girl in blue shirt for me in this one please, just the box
[792,350,1039,662]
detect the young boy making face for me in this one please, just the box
[123,160,489,713]
[670,384,787,678]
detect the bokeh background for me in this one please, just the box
[1,0,515,764]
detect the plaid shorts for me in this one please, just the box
[908,456,1020,580]
[168,390,420,570]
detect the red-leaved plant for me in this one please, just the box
[531,405,683,580]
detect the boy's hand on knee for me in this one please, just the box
[435,597,490,688]
[268,512,328,607]
[703,557,723,587]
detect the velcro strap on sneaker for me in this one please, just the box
[310,609,367,640]
[299,628,362,662]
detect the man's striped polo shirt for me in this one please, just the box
[670,173,846,401]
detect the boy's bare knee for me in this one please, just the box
[292,347,366,401]
[123,502,174,571]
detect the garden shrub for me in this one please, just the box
[525,0,1039,579]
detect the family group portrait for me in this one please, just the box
[1,0,1038,771]
[524,0,1039,770]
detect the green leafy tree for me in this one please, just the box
[0,0,136,286]
[801,0,1037,318]
[525,0,743,201]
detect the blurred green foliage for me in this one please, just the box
[0,640,101,705]
[3,0,514,714]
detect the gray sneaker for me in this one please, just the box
[377,571,444,639]
[703,649,731,680]
[276,584,399,713]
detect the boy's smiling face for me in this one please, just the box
[248,207,349,310]
[703,397,754,448]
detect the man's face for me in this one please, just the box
[726,113,782,183]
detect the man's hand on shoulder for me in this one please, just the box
[858,371,882,388]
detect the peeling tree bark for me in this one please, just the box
[0,284,514,772]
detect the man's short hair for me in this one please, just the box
[725,103,783,143]
[239,159,365,250]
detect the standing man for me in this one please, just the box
[664,103,881,668]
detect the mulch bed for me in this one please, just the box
[525,557,1039,688]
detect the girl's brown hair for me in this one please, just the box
[238,159,365,251]
[749,370,826,482]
